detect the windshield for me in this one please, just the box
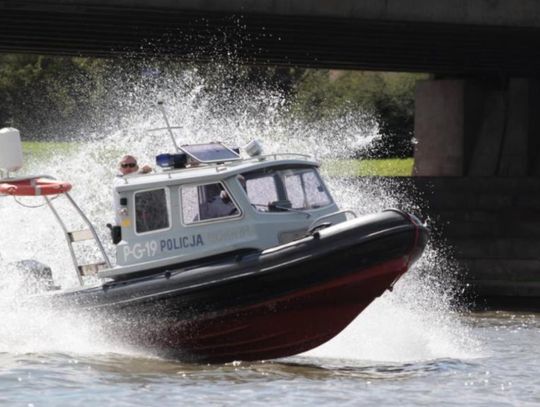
[242,167,332,212]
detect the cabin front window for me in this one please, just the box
[243,167,332,212]
[134,188,170,233]
[245,174,279,212]
[181,182,240,224]
[283,169,332,209]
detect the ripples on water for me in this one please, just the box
[0,64,538,406]
[1,312,538,406]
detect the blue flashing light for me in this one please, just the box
[156,153,187,169]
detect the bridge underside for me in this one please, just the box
[1,4,540,74]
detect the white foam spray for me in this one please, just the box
[0,62,481,361]
[303,177,484,363]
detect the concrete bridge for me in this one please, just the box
[1,0,540,307]
[1,0,540,74]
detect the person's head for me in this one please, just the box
[119,155,139,175]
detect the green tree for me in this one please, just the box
[0,54,110,139]
[291,70,426,158]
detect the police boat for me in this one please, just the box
[0,120,428,363]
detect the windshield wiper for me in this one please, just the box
[251,200,311,218]
[269,200,311,218]
[273,205,311,218]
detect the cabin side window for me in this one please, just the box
[134,188,170,234]
[181,182,240,224]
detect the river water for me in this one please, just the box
[0,310,538,406]
[1,67,538,405]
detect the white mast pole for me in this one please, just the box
[157,101,181,152]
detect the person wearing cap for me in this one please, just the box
[118,155,152,176]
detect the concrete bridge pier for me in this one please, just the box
[414,77,540,177]
[412,77,540,308]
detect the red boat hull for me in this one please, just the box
[134,257,408,362]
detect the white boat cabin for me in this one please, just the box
[102,145,346,279]
[0,126,349,285]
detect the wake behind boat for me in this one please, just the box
[0,108,428,363]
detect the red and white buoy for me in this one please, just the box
[0,178,72,196]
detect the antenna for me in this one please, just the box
[157,101,181,152]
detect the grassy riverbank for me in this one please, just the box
[323,158,414,177]
[22,141,75,162]
[21,141,414,176]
